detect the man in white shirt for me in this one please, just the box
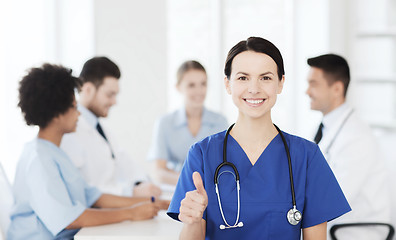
[306,54,391,239]
[61,57,161,198]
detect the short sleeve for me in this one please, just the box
[84,184,102,207]
[26,158,87,236]
[147,117,169,162]
[167,143,206,221]
[302,146,351,228]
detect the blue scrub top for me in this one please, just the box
[168,130,351,239]
[147,107,228,171]
[7,138,102,240]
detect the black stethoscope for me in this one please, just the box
[214,123,302,230]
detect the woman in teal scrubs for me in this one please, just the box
[167,37,351,239]
[8,64,168,240]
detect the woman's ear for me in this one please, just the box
[277,75,285,94]
[224,77,231,95]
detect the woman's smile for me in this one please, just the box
[244,98,265,107]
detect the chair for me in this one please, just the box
[330,223,395,240]
[0,162,13,240]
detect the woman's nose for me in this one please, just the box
[248,79,260,94]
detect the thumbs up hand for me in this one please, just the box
[179,172,208,224]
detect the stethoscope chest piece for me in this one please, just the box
[287,206,302,225]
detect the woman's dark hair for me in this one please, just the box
[307,54,350,97]
[18,63,81,128]
[176,60,206,85]
[79,56,121,88]
[224,37,285,80]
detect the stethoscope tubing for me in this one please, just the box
[216,123,300,227]
[215,123,239,184]
[274,124,297,207]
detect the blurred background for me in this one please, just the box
[0,0,395,217]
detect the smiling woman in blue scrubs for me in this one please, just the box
[167,37,351,240]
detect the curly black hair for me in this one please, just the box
[18,63,82,128]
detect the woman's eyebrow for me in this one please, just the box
[259,71,275,76]
[235,71,249,76]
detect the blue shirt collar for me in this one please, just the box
[174,107,211,127]
[78,104,99,128]
[36,138,69,158]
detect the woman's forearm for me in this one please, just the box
[302,222,327,240]
[67,201,160,229]
[180,220,206,240]
[156,168,180,185]
[66,208,129,229]
[93,193,149,208]
[154,159,180,185]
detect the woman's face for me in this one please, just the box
[177,69,207,109]
[58,98,80,133]
[224,51,284,120]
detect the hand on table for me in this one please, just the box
[128,201,160,221]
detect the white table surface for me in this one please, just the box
[74,210,183,240]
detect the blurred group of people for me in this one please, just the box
[5,36,392,240]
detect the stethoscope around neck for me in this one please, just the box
[214,123,302,230]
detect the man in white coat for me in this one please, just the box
[61,57,161,198]
[306,54,391,239]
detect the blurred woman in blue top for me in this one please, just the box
[8,64,168,240]
[148,60,228,185]
[167,37,351,239]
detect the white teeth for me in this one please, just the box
[246,99,264,104]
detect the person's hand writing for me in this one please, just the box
[155,199,171,210]
[128,201,160,221]
[179,172,208,224]
[133,182,162,198]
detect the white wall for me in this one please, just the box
[167,0,300,132]
[0,0,95,182]
[56,0,95,74]
[0,0,57,181]
[292,0,330,138]
[348,0,396,228]
[93,0,168,169]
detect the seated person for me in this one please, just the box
[7,64,169,240]
[306,54,391,238]
[61,57,161,198]
[147,60,228,185]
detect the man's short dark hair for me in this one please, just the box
[79,56,121,88]
[307,54,350,97]
[18,64,81,128]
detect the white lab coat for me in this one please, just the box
[318,104,391,239]
[61,115,146,196]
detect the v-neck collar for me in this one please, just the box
[219,132,283,193]
[227,133,281,167]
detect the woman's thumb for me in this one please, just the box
[192,171,206,195]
